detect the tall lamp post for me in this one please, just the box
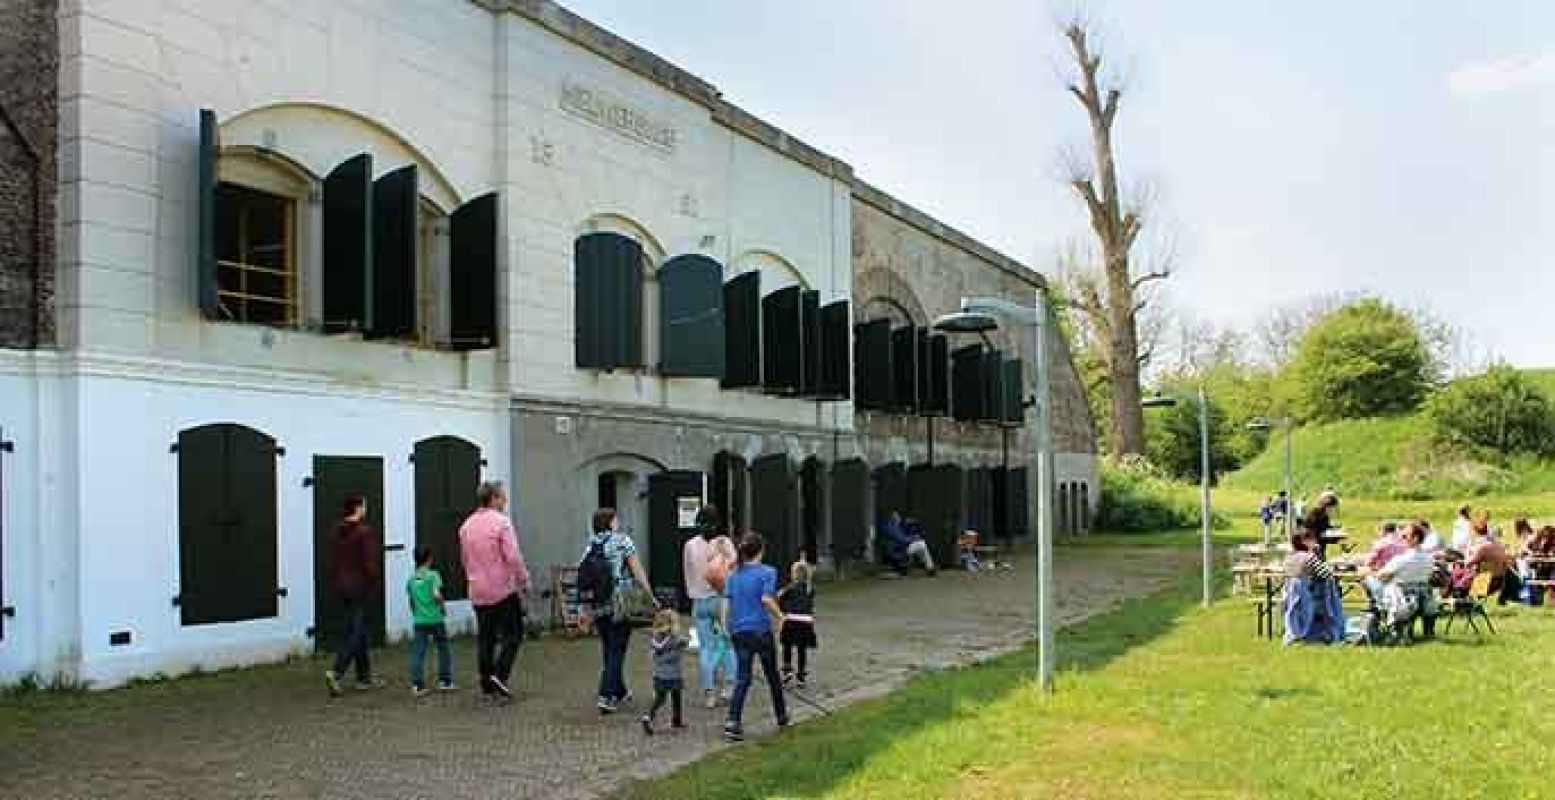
[1245,417,1293,547]
[933,290,1054,693]
[1142,389,1213,607]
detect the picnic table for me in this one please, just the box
[1248,564,1367,640]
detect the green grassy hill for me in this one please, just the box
[1223,368,1555,500]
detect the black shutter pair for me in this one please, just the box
[177,423,279,626]
[659,255,725,378]
[575,232,644,369]
[722,272,761,388]
[853,319,893,411]
[762,286,801,394]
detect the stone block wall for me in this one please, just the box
[0,0,57,348]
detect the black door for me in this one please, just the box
[177,423,280,626]
[313,456,386,651]
[648,470,706,609]
[710,452,748,534]
[871,462,907,562]
[413,437,480,601]
[750,454,798,579]
[0,425,8,641]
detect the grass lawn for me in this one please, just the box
[621,560,1555,800]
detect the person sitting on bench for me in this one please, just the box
[1363,522,1437,636]
[879,510,936,576]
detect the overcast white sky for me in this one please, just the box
[564,1,1555,369]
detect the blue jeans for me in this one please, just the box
[727,631,787,727]
[692,596,736,692]
[596,615,633,701]
[408,622,452,688]
[331,598,371,681]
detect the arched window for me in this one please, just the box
[574,217,662,371]
[213,147,313,327]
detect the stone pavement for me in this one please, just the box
[0,546,1193,800]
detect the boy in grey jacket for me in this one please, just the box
[640,608,688,734]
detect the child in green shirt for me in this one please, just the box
[407,546,456,695]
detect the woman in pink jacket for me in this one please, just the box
[459,481,530,701]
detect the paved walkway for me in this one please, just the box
[0,546,1193,800]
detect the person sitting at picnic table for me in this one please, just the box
[1300,491,1341,556]
[1417,518,1444,554]
[1362,522,1437,635]
[1451,505,1475,553]
[1522,524,1555,606]
[1460,514,1521,605]
[878,510,936,576]
[1363,522,1406,571]
[1283,530,1344,645]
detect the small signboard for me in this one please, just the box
[677,496,702,529]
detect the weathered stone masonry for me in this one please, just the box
[0,0,57,348]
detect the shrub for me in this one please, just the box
[1094,460,1229,533]
[1426,365,1555,456]
[1286,298,1434,422]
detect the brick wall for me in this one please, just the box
[0,0,57,349]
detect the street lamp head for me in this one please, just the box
[1245,418,1271,431]
[1141,396,1179,409]
[931,310,999,335]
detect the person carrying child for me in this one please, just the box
[406,545,456,696]
[777,560,818,688]
[639,608,688,735]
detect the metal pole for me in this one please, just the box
[1198,387,1212,607]
[1032,288,1054,694]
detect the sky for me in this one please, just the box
[563,1,1555,369]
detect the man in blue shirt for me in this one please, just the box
[879,510,937,575]
[720,531,790,741]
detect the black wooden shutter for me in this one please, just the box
[413,437,480,601]
[658,254,724,377]
[798,290,821,396]
[800,457,822,562]
[828,458,869,563]
[891,325,918,413]
[1002,359,1024,426]
[721,271,761,388]
[574,232,643,369]
[981,348,1004,424]
[819,300,850,400]
[369,165,417,339]
[854,319,893,411]
[917,333,948,416]
[871,463,907,534]
[322,154,373,333]
[750,454,797,577]
[449,192,499,350]
[951,344,984,421]
[178,424,278,626]
[197,109,220,319]
[761,286,802,394]
[0,427,7,640]
[647,470,706,608]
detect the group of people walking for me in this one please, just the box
[320,484,815,743]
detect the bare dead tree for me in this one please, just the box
[1058,19,1163,456]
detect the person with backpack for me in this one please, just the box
[578,507,658,714]
[459,481,530,702]
[325,494,383,696]
[683,505,737,708]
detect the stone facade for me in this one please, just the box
[0,0,57,348]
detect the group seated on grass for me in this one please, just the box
[1280,496,1555,646]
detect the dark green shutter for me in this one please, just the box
[369,165,417,339]
[647,470,706,608]
[659,254,724,377]
[981,348,1004,424]
[178,423,279,626]
[800,457,822,561]
[574,232,643,369]
[854,319,893,411]
[414,437,480,601]
[918,333,948,416]
[0,427,8,640]
[322,154,373,333]
[819,300,850,400]
[798,290,822,396]
[449,192,499,350]
[750,454,797,578]
[891,325,918,413]
[721,271,761,387]
[197,109,220,319]
[828,458,869,563]
[761,286,801,394]
[951,344,984,421]
[1002,359,1024,425]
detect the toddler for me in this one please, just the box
[640,608,687,734]
[777,560,818,687]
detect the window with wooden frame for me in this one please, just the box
[212,151,311,328]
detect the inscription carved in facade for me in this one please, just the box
[560,80,678,154]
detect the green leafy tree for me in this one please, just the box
[1426,365,1555,456]
[1285,298,1434,422]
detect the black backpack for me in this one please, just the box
[577,537,615,606]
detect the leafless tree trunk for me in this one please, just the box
[1059,20,1163,457]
